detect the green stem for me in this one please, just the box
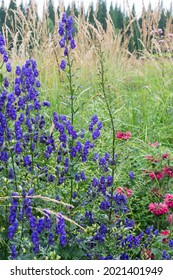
[67,52,75,205]
[98,47,116,223]
[67,53,74,126]
[10,151,17,191]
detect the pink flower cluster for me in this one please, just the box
[149,194,173,218]
[116,132,131,140]
[160,230,170,236]
[148,141,159,147]
[145,165,173,181]
[145,153,169,162]
[115,187,133,197]
[163,166,173,177]
[149,171,163,180]
[148,203,168,215]
[164,194,173,208]
[167,213,173,224]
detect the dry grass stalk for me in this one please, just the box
[0,195,74,209]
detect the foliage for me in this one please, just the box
[1,9,173,260]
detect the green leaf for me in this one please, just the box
[0,73,3,84]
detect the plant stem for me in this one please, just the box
[10,151,17,191]
[67,52,75,205]
[67,53,74,126]
[98,46,116,223]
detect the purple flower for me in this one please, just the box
[42,101,50,107]
[33,243,39,254]
[48,174,55,182]
[81,171,86,181]
[60,59,66,70]
[92,129,100,140]
[3,52,8,62]
[34,100,40,110]
[56,215,65,235]
[129,171,135,179]
[85,211,94,225]
[48,232,54,245]
[58,22,64,36]
[70,38,76,49]
[169,239,173,247]
[27,188,34,196]
[15,142,23,154]
[64,46,68,56]
[0,150,8,162]
[6,62,12,72]
[100,200,110,210]
[36,80,41,87]
[31,231,39,244]
[72,192,77,199]
[120,253,130,260]
[62,12,67,23]
[4,77,9,88]
[70,147,77,158]
[60,234,67,246]
[30,216,37,230]
[91,114,98,125]
[97,121,102,130]
[8,168,14,180]
[59,38,66,48]
[15,66,21,75]
[24,155,32,167]
[59,134,67,143]
[11,245,17,259]
[107,176,113,186]
[8,225,16,239]
[37,218,45,234]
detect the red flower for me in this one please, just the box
[149,171,163,180]
[116,131,131,140]
[162,153,169,159]
[160,230,170,236]
[142,249,155,260]
[148,203,168,215]
[164,194,173,208]
[148,141,159,147]
[167,214,173,224]
[145,155,158,162]
[116,187,133,197]
[163,166,173,177]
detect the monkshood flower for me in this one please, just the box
[58,13,76,70]
[8,193,19,261]
[124,218,135,228]
[8,192,19,225]
[89,115,102,140]
[11,245,17,259]
[100,200,111,210]
[56,214,67,247]
[31,231,39,254]
[129,171,135,179]
[162,250,172,260]
[120,253,130,260]
[0,32,5,52]
[48,232,54,245]
[0,32,11,71]
[60,59,66,71]
[91,224,108,247]
[85,211,94,225]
